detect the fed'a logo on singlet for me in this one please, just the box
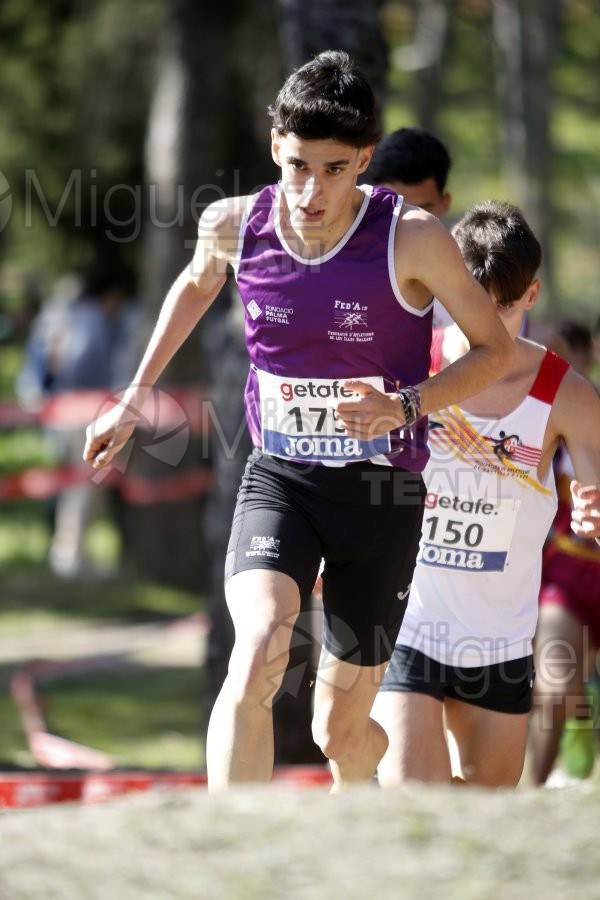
[328,300,374,344]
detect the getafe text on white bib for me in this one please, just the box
[256,368,391,465]
[417,491,521,572]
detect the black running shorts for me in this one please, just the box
[379,644,535,714]
[225,449,426,666]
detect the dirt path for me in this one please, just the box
[1,780,599,899]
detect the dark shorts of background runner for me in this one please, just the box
[379,644,534,714]
[225,449,426,667]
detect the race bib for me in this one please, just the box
[256,369,391,465]
[417,491,520,572]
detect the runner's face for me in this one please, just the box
[380,177,450,219]
[271,131,373,233]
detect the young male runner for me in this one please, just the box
[372,201,600,787]
[368,125,452,219]
[83,52,513,790]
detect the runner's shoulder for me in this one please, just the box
[197,195,253,259]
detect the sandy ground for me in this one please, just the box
[2,612,597,899]
[1,779,599,899]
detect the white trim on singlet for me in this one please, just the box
[231,193,260,277]
[388,195,434,317]
[273,183,371,266]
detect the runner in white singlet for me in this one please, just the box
[373,201,600,788]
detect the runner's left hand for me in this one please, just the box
[333,380,404,439]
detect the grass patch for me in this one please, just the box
[0,571,207,769]
[1,566,202,621]
[0,427,55,472]
[0,344,23,399]
[38,664,205,770]
[0,506,52,568]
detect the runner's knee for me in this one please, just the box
[311,709,365,762]
[227,634,291,701]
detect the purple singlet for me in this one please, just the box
[234,184,433,471]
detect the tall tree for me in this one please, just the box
[492,0,562,307]
[407,0,452,132]
[0,0,164,279]
[126,0,282,590]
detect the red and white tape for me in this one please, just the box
[0,766,332,808]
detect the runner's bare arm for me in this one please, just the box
[551,369,600,540]
[394,211,515,415]
[83,197,247,468]
[336,214,515,438]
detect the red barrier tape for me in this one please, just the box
[0,771,208,807]
[0,387,216,503]
[0,464,213,503]
[0,405,38,428]
[0,387,208,432]
[0,765,333,808]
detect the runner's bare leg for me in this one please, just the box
[206,569,300,791]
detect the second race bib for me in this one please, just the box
[417,491,521,572]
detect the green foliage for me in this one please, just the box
[382,0,600,322]
[0,0,598,321]
[0,0,167,283]
[0,344,24,398]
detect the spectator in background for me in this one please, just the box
[529,317,600,786]
[557,318,594,382]
[17,268,140,578]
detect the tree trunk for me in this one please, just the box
[278,0,389,113]
[410,0,451,132]
[492,0,561,308]
[124,0,282,591]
